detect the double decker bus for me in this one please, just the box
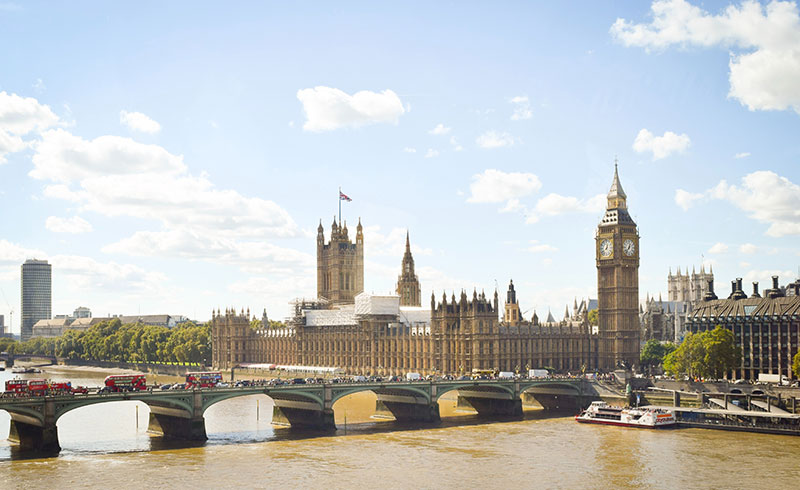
[103,374,147,392]
[28,379,49,396]
[185,371,223,389]
[470,369,496,379]
[4,379,28,397]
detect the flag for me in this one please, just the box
[339,191,352,202]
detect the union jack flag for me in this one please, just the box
[339,191,352,202]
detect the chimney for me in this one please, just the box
[729,280,737,299]
[751,282,760,298]
[732,278,747,300]
[703,279,717,301]
[767,275,784,299]
[772,275,779,290]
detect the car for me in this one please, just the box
[172,383,186,390]
[215,382,230,388]
[160,384,173,390]
[457,375,470,381]
[97,386,111,394]
[290,378,306,385]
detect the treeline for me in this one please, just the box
[663,326,741,379]
[0,319,210,365]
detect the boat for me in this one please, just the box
[10,366,42,374]
[575,401,676,428]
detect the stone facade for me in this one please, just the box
[317,218,364,306]
[596,164,640,370]
[396,232,421,307]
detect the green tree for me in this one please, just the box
[702,325,741,379]
[794,351,800,379]
[587,309,598,326]
[640,339,666,374]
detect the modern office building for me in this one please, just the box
[21,259,52,342]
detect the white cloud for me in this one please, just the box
[31,128,186,183]
[296,86,405,131]
[708,242,729,254]
[533,193,605,216]
[424,148,439,158]
[428,123,451,135]
[674,188,704,210]
[528,240,558,253]
[510,95,532,120]
[611,0,800,114]
[710,170,800,236]
[33,78,45,93]
[449,136,463,151]
[0,129,27,164]
[742,269,795,288]
[403,147,417,153]
[45,215,93,234]
[476,130,515,149]
[632,128,690,160]
[739,243,758,254]
[467,169,542,204]
[0,90,59,134]
[360,226,433,258]
[120,110,161,134]
[734,152,751,159]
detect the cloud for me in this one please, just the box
[533,193,606,217]
[424,148,439,158]
[120,110,161,134]
[360,226,433,258]
[45,215,93,234]
[739,243,758,254]
[742,268,795,288]
[428,123,451,135]
[296,86,405,131]
[467,169,542,204]
[611,0,800,114]
[710,170,800,236]
[33,78,46,93]
[734,152,751,159]
[510,95,532,120]
[449,136,463,151]
[0,129,27,164]
[528,240,558,253]
[674,189,704,210]
[403,147,416,153]
[632,128,690,160]
[708,242,729,254]
[0,90,59,134]
[476,130,515,149]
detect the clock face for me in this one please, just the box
[600,239,612,258]
[623,239,635,256]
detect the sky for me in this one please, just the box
[1,1,799,333]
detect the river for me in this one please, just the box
[1,366,799,489]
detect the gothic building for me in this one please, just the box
[317,218,364,305]
[641,264,714,343]
[396,232,421,307]
[668,265,713,302]
[596,164,640,369]
[212,165,631,375]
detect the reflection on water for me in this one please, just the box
[3,367,800,489]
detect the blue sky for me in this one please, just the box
[1,1,799,332]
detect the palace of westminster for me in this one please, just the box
[212,166,642,375]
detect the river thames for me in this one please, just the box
[2,366,800,489]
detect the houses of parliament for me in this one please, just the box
[212,166,640,374]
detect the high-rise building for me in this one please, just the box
[316,217,364,305]
[596,164,640,370]
[21,259,52,341]
[396,231,421,307]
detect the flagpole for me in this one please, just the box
[338,186,341,224]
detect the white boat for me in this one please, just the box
[575,401,676,428]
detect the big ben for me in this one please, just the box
[596,163,640,370]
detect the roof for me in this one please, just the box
[33,318,71,328]
[689,295,800,321]
[608,163,626,199]
[117,314,172,324]
[304,305,357,327]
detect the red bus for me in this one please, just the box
[28,379,49,396]
[185,372,223,389]
[4,379,28,396]
[48,381,73,395]
[104,374,147,392]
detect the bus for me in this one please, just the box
[103,374,147,392]
[185,371,223,389]
[4,379,28,396]
[471,369,496,379]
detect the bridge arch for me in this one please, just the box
[54,394,194,423]
[201,388,324,414]
[518,381,582,396]
[330,384,431,407]
[433,382,516,402]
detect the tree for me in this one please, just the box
[702,326,741,379]
[640,339,665,374]
[792,351,800,380]
[587,309,598,326]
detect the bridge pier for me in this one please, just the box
[457,396,523,418]
[272,406,335,431]
[375,398,440,423]
[8,419,60,452]
[147,412,207,441]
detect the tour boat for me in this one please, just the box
[575,401,675,428]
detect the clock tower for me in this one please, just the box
[596,163,640,370]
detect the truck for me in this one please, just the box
[528,369,549,378]
[758,373,789,385]
[498,371,514,379]
[405,372,421,381]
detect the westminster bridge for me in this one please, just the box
[0,378,591,452]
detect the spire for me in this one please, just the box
[607,159,627,200]
[405,230,410,252]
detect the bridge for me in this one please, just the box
[0,378,589,453]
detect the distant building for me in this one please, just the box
[668,265,713,302]
[642,265,715,343]
[115,314,185,328]
[396,232,421,307]
[0,314,5,337]
[317,218,364,306]
[73,306,91,318]
[32,316,107,338]
[687,276,800,380]
[21,259,52,342]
